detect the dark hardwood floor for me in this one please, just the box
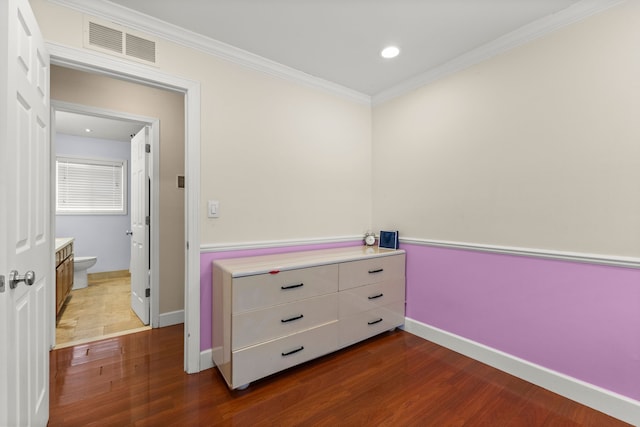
[49,325,630,426]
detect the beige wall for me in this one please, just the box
[372,1,640,257]
[193,61,372,244]
[50,65,186,314]
[35,0,639,260]
[31,0,372,248]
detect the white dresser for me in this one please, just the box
[212,246,406,389]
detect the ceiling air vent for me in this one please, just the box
[88,21,123,54]
[84,17,158,66]
[126,33,156,63]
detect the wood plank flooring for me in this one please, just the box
[49,325,631,426]
[55,273,147,348]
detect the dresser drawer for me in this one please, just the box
[213,247,407,390]
[232,264,339,313]
[232,293,338,350]
[338,301,405,348]
[232,321,338,388]
[339,254,405,290]
[338,279,405,318]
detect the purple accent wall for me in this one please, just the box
[200,241,360,351]
[199,240,640,401]
[403,243,640,401]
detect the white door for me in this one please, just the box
[130,127,150,325]
[0,0,51,425]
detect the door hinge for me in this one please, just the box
[145,288,150,298]
[0,275,4,293]
[145,143,151,153]
[145,216,150,226]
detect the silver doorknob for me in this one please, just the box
[9,270,36,289]
[125,230,133,236]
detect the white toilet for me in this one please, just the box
[73,256,97,290]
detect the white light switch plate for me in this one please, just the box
[208,200,219,218]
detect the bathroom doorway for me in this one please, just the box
[47,50,198,373]
[52,105,158,347]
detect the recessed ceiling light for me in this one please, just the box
[85,128,92,133]
[380,46,400,59]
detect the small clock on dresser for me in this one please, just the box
[363,232,376,246]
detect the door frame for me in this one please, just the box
[47,42,202,373]
[51,101,159,335]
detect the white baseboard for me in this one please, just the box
[158,309,184,327]
[404,318,640,426]
[200,348,214,371]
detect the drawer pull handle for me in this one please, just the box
[368,293,384,300]
[368,318,383,325]
[281,314,304,323]
[281,346,304,357]
[368,268,384,274]
[281,282,304,290]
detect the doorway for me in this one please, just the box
[49,42,201,374]
[51,105,157,347]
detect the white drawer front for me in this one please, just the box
[232,293,338,350]
[339,254,405,290]
[338,279,405,318]
[232,322,338,388]
[232,264,339,313]
[338,301,405,348]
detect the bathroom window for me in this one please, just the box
[56,156,127,215]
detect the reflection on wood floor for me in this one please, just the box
[49,326,630,426]
[55,271,148,348]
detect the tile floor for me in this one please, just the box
[55,272,148,348]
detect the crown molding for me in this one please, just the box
[372,0,626,105]
[48,0,623,107]
[47,0,371,105]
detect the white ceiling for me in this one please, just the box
[55,111,145,141]
[102,0,589,96]
[52,0,620,133]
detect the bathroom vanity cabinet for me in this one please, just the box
[55,238,74,316]
[212,246,406,389]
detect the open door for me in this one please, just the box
[129,126,150,325]
[0,0,51,425]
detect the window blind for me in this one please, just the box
[56,156,127,215]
